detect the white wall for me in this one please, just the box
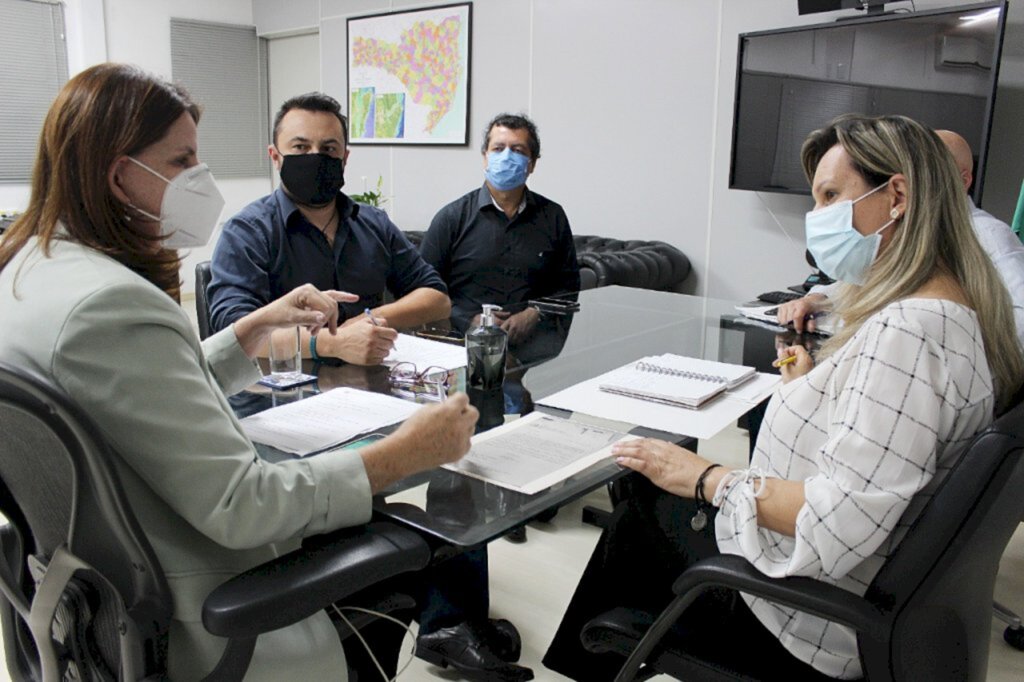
[279,0,1022,303]
[267,33,322,191]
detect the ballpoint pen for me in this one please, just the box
[772,355,798,368]
[364,308,381,326]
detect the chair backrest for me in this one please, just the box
[195,260,213,340]
[0,362,172,680]
[859,393,1024,680]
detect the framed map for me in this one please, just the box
[347,2,472,145]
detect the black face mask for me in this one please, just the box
[279,153,344,206]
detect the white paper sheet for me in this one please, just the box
[384,333,468,371]
[538,371,780,440]
[443,412,640,494]
[240,387,421,455]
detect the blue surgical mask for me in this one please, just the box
[805,181,896,285]
[485,148,529,191]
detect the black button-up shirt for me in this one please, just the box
[420,184,580,331]
[208,188,446,332]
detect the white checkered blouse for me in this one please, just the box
[714,299,994,679]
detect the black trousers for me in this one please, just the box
[542,477,828,681]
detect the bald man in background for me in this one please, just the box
[777,128,1024,348]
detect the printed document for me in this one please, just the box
[444,412,639,494]
[385,333,468,371]
[240,387,421,456]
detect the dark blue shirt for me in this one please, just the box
[420,185,580,331]
[209,188,446,332]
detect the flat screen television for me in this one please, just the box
[730,1,1008,204]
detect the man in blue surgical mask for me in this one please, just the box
[421,113,580,345]
[208,92,451,365]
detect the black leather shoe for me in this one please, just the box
[416,620,534,681]
[486,618,522,662]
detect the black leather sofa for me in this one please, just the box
[572,235,690,292]
[403,231,691,293]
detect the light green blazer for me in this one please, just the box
[0,237,374,680]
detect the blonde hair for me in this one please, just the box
[801,114,1023,413]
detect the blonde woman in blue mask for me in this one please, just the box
[543,114,1024,680]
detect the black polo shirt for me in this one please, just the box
[420,184,580,331]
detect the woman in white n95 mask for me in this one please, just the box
[0,62,478,680]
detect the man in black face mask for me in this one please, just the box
[208,92,450,365]
[208,93,532,681]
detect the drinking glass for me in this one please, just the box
[268,326,301,380]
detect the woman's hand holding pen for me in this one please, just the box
[773,344,814,382]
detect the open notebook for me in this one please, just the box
[598,353,756,409]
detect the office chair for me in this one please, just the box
[581,392,1024,681]
[0,361,431,680]
[195,260,213,340]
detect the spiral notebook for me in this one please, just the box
[598,354,757,409]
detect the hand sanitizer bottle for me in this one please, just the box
[466,304,507,390]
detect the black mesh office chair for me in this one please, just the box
[581,392,1024,681]
[0,361,431,680]
[195,260,213,340]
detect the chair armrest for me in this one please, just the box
[671,555,885,638]
[611,554,885,682]
[201,522,430,638]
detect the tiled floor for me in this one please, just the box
[3,300,1021,680]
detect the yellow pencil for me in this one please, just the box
[773,355,798,368]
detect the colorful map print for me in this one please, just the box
[374,93,406,138]
[350,87,375,138]
[351,15,462,134]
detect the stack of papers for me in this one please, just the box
[444,412,639,494]
[240,387,421,456]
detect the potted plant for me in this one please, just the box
[349,175,388,208]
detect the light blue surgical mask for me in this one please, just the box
[805,181,897,286]
[485,148,529,191]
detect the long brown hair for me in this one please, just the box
[0,63,200,300]
[801,114,1024,413]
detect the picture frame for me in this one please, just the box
[346,2,472,146]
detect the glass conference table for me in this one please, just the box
[231,285,759,551]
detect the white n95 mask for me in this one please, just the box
[805,181,896,286]
[127,157,226,249]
